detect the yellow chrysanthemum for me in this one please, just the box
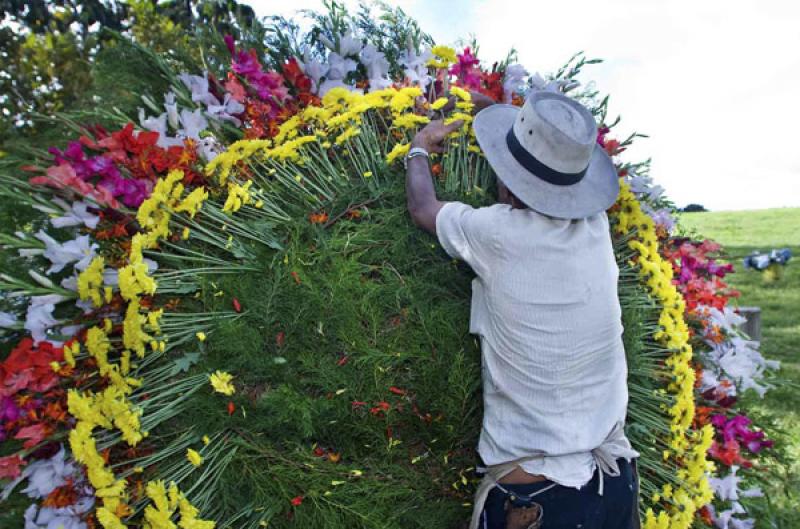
[77,256,105,307]
[335,126,361,146]
[186,448,204,467]
[209,370,235,396]
[427,45,457,69]
[430,97,449,111]
[392,113,430,129]
[449,85,471,101]
[175,187,209,219]
[222,180,253,214]
[386,143,411,165]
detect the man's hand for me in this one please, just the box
[405,119,464,235]
[469,90,496,113]
[411,119,464,153]
[429,91,496,117]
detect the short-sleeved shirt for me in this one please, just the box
[436,201,632,488]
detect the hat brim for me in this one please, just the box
[473,104,619,220]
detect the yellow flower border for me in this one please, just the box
[71,169,215,529]
[610,182,715,529]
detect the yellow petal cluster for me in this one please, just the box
[77,256,106,307]
[143,480,215,529]
[386,143,411,165]
[174,187,209,219]
[427,45,457,69]
[186,448,204,467]
[392,113,430,129]
[205,139,271,185]
[137,170,184,243]
[222,180,253,214]
[389,87,422,116]
[208,370,235,396]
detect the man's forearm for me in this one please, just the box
[405,150,442,234]
[404,118,465,234]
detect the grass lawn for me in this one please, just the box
[679,208,800,527]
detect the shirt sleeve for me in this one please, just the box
[435,201,500,278]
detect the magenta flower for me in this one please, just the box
[711,414,774,454]
[449,47,482,90]
[224,35,289,112]
[597,126,610,146]
[49,142,120,183]
[115,178,151,208]
[1,396,20,421]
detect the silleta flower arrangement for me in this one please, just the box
[0,5,781,529]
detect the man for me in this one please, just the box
[405,90,641,529]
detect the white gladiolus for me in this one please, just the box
[34,231,98,275]
[24,295,67,344]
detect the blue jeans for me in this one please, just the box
[479,457,640,529]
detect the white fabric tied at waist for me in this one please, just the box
[468,421,640,529]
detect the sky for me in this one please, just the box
[243,0,800,211]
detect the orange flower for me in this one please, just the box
[309,211,329,224]
[42,480,78,508]
[369,401,391,416]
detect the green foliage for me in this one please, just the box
[91,34,194,118]
[166,181,487,527]
[0,0,129,142]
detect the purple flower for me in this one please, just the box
[98,175,150,208]
[85,155,119,181]
[0,396,21,441]
[116,178,151,208]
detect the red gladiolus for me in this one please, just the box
[14,423,50,449]
[388,386,406,396]
[290,495,304,507]
[232,298,242,313]
[0,454,25,479]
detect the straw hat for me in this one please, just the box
[473,90,619,219]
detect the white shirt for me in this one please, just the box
[436,201,636,489]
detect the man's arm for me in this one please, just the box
[405,120,463,234]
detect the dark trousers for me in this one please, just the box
[479,457,640,529]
